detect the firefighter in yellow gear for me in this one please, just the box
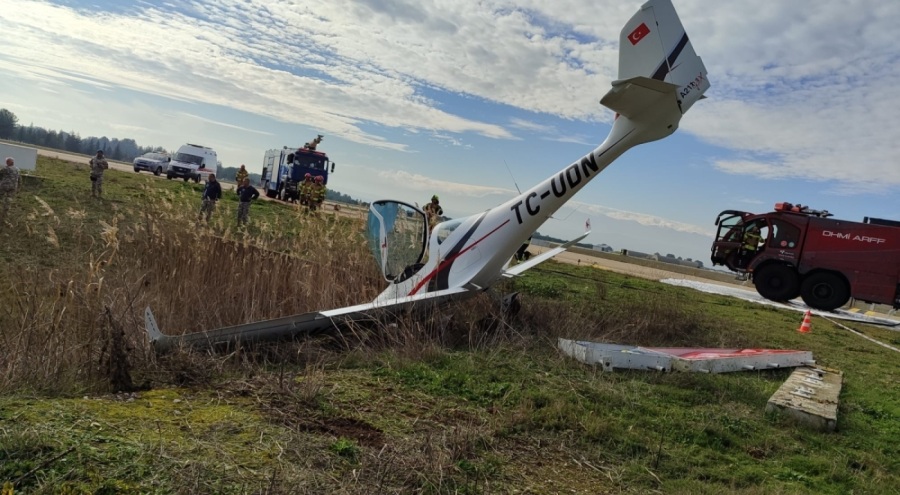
[299,173,314,206]
[235,164,249,186]
[738,224,763,268]
[743,225,762,252]
[424,194,443,231]
[309,175,327,211]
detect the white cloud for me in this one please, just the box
[572,201,714,237]
[179,113,274,135]
[1,0,900,195]
[509,118,555,133]
[377,170,515,197]
[676,0,900,191]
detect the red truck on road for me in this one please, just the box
[710,202,900,311]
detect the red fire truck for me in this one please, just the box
[710,202,900,311]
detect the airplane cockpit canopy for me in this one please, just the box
[367,200,428,283]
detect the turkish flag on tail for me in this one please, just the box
[628,22,651,45]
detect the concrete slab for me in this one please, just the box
[766,366,842,432]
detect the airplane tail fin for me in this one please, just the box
[603,0,709,118]
[145,306,163,345]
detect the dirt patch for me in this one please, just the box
[254,388,386,448]
[308,416,385,447]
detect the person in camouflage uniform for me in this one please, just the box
[0,157,20,224]
[89,150,109,198]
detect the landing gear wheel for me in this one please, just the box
[753,264,800,302]
[800,272,849,311]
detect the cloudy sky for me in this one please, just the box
[2,0,899,264]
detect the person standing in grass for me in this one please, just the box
[299,173,314,206]
[235,164,249,186]
[309,175,326,211]
[198,173,222,223]
[89,150,109,198]
[236,177,259,225]
[0,157,20,224]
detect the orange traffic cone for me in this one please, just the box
[798,310,812,333]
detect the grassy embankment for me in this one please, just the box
[0,158,898,494]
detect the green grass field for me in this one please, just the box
[1,158,898,494]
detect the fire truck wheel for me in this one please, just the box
[800,272,850,311]
[753,264,800,302]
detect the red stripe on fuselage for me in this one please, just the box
[408,219,511,296]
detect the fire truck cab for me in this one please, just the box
[261,144,335,201]
[711,202,900,311]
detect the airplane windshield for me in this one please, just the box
[434,219,463,245]
[366,200,428,282]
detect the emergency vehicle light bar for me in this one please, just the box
[774,202,832,218]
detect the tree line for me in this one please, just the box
[0,108,166,162]
[0,108,365,205]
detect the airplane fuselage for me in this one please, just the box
[374,103,684,303]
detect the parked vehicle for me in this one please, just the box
[261,142,335,201]
[133,152,171,176]
[711,202,900,311]
[166,144,218,183]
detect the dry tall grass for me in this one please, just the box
[0,183,727,395]
[0,187,383,394]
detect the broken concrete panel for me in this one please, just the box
[662,348,815,373]
[766,366,842,432]
[558,339,674,371]
[558,339,815,374]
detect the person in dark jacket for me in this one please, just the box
[236,177,260,225]
[198,173,222,223]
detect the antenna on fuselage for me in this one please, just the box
[556,204,582,221]
[502,159,521,195]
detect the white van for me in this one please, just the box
[166,143,218,183]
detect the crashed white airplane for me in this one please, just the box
[146,0,710,351]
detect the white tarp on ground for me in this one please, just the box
[0,142,37,171]
[661,278,900,328]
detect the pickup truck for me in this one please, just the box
[133,152,171,176]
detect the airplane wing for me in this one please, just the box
[502,231,591,278]
[146,286,474,352]
[600,76,678,119]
